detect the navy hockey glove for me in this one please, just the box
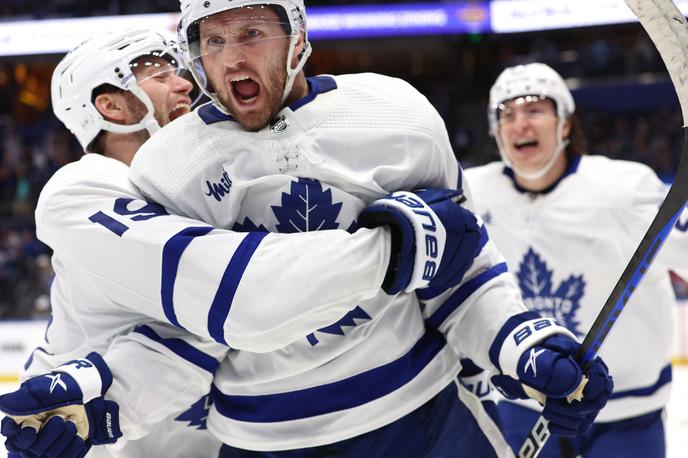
[2,415,88,458]
[492,334,613,437]
[359,189,482,295]
[0,352,122,457]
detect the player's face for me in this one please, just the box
[131,57,194,127]
[198,7,292,131]
[497,97,570,175]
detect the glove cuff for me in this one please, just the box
[85,399,122,445]
[54,352,113,403]
[494,316,577,378]
[368,191,448,292]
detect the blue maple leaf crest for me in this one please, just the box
[272,178,342,233]
[175,394,212,430]
[231,178,365,346]
[517,248,585,337]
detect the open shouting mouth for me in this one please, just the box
[229,74,261,106]
[169,102,191,121]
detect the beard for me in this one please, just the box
[122,92,155,142]
[211,54,288,132]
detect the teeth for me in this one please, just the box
[230,75,251,82]
[169,103,190,120]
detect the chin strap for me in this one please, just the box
[281,33,312,104]
[497,115,569,181]
[99,84,161,138]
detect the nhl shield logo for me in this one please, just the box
[270,115,289,133]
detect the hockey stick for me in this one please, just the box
[518,0,688,457]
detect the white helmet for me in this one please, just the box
[488,62,575,180]
[51,29,180,153]
[178,0,311,110]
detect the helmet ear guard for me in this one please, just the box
[51,29,185,153]
[487,63,575,181]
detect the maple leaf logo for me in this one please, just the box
[272,179,342,233]
[230,178,367,346]
[346,220,360,234]
[517,248,585,337]
[175,394,212,430]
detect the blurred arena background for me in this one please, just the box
[0,0,687,456]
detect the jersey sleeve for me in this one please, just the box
[102,322,226,444]
[35,165,390,352]
[416,212,532,374]
[23,322,226,447]
[628,165,688,280]
[670,205,688,280]
[409,106,557,375]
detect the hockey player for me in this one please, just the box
[125,3,610,456]
[0,28,471,457]
[465,62,688,457]
[2,5,613,458]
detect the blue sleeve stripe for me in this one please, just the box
[23,346,52,371]
[207,232,269,345]
[83,352,113,394]
[424,262,509,329]
[416,224,490,301]
[211,329,447,423]
[134,324,221,374]
[161,226,214,329]
[610,364,672,399]
[456,160,463,192]
[477,224,489,256]
[487,310,542,372]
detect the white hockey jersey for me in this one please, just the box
[465,155,688,422]
[29,150,395,455]
[129,73,538,451]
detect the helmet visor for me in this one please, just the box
[185,5,294,96]
[129,50,203,107]
[496,95,556,126]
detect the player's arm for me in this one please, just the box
[1,323,226,455]
[36,169,390,352]
[102,323,225,443]
[405,184,613,437]
[631,164,688,279]
[379,102,611,435]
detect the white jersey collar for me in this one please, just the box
[502,154,582,195]
[197,75,338,127]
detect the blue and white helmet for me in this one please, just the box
[488,62,576,180]
[51,29,182,153]
[178,0,311,109]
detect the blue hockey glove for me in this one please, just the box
[492,334,613,437]
[2,415,88,458]
[359,189,482,295]
[0,352,122,457]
